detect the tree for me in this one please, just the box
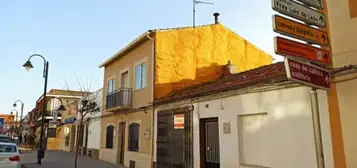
[64,77,101,168]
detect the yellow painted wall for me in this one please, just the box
[326,0,357,167]
[154,24,273,99]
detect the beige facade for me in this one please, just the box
[99,39,154,167]
[327,0,357,167]
[100,110,153,167]
[102,40,154,111]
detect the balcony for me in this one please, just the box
[106,88,133,111]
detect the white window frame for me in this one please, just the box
[134,58,148,90]
[107,78,115,94]
[237,112,270,167]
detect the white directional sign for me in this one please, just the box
[272,0,326,27]
[295,0,324,9]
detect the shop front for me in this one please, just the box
[60,117,77,152]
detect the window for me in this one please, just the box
[0,144,17,153]
[350,0,357,18]
[106,125,114,149]
[238,113,270,167]
[121,71,129,88]
[128,123,140,152]
[135,63,146,89]
[107,79,115,94]
[64,127,70,147]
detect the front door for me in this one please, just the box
[117,122,126,165]
[200,118,220,168]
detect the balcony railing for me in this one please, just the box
[106,88,133,110]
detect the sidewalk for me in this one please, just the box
[21,151,124,168]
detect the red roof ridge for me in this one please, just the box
[155,62,287,105]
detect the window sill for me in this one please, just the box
[128,148,139,152]
[134,86,147,92]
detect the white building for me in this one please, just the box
[153,63,335,168]
[76,88,103,159]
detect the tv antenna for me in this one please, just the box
[193,0,214,27]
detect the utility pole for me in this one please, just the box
[193,0,214,27]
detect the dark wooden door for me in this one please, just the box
[200,118,220,168]
[117,122,126,165]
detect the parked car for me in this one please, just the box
[0,142,21,168]
[0,135,12,143]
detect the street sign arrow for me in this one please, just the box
[273,15,329,45]
[284,57,331,90]
[272,0,326,28]
[275,37,331,65]
[295,0,324,9]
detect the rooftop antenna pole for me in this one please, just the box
[193,0,214,27]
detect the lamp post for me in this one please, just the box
[13,100,24,130]
[10,110,18,140]
[23,54,49,165]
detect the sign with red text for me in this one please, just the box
[174,114,185,129]
[275,37,331,65]
[284,57,331,90]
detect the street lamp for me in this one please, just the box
[10,109,18,129]
[13,100,24,130]
[23,54,49,165]
[46,97,66,120]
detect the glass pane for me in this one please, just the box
[135,65,142,89]
[0,144,16,153]
[108,80,114,93]
[141,63,146,88]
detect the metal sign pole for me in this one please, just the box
[310,88,325,168]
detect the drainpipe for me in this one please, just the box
[146,31,155,166]
[310,88,325,168]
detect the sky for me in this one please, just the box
[0,0,282,116]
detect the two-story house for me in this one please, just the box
[98,13,273,168]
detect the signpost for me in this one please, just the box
[275,37,331,65]
[273,15,329,45]
[284,57,331,89]
[272,0,330,167]
[272,0,326,27]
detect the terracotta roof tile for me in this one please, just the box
[154,62,287,105]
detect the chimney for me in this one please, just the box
[213,13,220,24]
[223,60,237,76]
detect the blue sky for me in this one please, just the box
[0,0,281,115]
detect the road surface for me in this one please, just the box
[21,150,123,168]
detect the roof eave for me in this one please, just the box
[98,31,151,68]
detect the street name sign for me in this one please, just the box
[284,57,331,90]
[272,0,326,27]
[275,37,331,65]
[295,0,324,9]
[273,15,329,45]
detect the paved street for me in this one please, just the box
[21,151,123,168]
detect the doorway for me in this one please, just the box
[121,71,129,88]
[200,118,220,168]
[117,122,126,165]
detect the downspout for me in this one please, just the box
[146,31,156,167]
